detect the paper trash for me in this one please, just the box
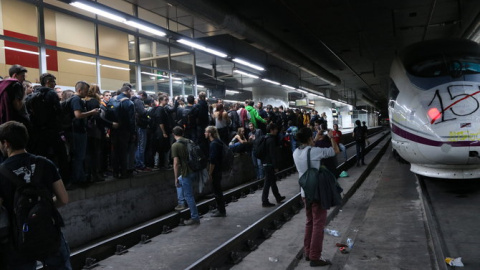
[445,257,464,267]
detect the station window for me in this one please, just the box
[141,67,170,95]
[51,52,97,88]
[170,46,193,75]
[98,25,130,61]
[99,60,135,92]
[0,40,40,79]
[139,37,169,70]
[0,0,38,42]
[44,9,96,55]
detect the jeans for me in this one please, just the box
[135,128,147,168]
[262,166,281,203]
[176,184,185,206]
[71,132,87,184]
[179,172,199,220]
[8,232,72,270]
[356,140,365,164]
[212,170,226,214]
[304,199,327,260]
[339,143,347,161]
[251,151,264,179]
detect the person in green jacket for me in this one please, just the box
[245,100,266,129]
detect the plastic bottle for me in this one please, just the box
[347,238,354,249]
[325,228,340,237]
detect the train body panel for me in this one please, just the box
[389,39,480,179]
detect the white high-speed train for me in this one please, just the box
[389,38,480,179]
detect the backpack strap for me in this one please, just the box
[0,164,24,187]
[307,147,312,170]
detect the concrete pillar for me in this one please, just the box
[252,85,288,108]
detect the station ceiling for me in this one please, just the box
[126,0,480,112]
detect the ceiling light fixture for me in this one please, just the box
[102,64,130,71]
[68,58,96,65]
[141,71,168,78]
[3,46,49,56]
[226,90,240,94]
[233,69,259,79]
[177,39,227,58]
[261,78,281,85]
[125,20,166,37]
[70,1,126,22]
[232,58,265,71]
[196,85,205,88]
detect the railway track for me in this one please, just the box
[66,130,390,270]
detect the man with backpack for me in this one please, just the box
[205,126,226,217]
[194,92,209,155]
[353,120,366,166]
[25,73,69,186]
[248,122,264,180]
[171,126,200,225]
[261,123,286,207]
[132,90,150,172]
[109,85,135,179]
[0,121,71,269]
[0,65,29,126]
[182,95,198,142]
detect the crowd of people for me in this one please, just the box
[0,63,364,269]
[0,64,339,190]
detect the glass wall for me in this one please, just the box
[0,0,200,94]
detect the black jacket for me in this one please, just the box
[263,133,279,168]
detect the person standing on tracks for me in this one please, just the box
[262,123,286,207]
[205,126,226,217]
[353,120,366,166]
[0,121,71,269]
[332,124,347,161]
[293,127,339,267]
[171,126,200,225]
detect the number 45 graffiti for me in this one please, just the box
[428,85,480,124]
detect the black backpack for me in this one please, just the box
[354,126,365,142]
[0,156,63,260]
[25,89,51,128]
[253,135,268,161]
[214,140,234,172]
[179,139,208,171]
[104,96,129,123]
[178,105,195,128]
[60,97,74,132]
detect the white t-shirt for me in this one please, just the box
[293,146,336,197]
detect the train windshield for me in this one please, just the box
[408,57,480,78]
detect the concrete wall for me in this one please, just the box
[60,153,257,248]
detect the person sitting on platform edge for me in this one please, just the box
[205,126,226,217]
[0,121,71,269]
[293,127,339,267]
[171,126,200,225]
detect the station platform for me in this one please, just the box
[66,130,444,270]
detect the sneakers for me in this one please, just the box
[174,204,186,211]
[184,219,200,225]
[310,258,332,267]
[262,202,275,207]
[276,196,286,204]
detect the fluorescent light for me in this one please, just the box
[68,58,96,65]
[297,89,308,94]
[226,90,240,94]
[361,109,368,112]
[125,20,166,37]
[3,46,49,56]
[177,39,227,58]
[141,71,169,78]
[233,69,259,79]
[102,64,130,71]
[196,85,205,88]
[173,81,182,84]
[281,84,296,90]
[70,1,126,22]
[262,78,281,85]
[232,58,265,71]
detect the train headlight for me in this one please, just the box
[427,107,441,122]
